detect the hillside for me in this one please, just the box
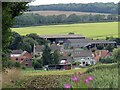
[28,3,118,14]
[25,10,110,16]
[12,22,118,39]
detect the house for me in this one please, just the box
[71,50,97,67]
[10,50,32,67]
[59,50,99,67]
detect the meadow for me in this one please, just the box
[12,22,118,39]
[3,63,118,88]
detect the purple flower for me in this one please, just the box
[84,79,90,84]
[84,76,94,84]
[64,84,71,88]
[87,76,94,81]
[71,76,78,82]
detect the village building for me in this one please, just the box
[64,38,117,49]
[40,33,85,44]
[10,50,32,67]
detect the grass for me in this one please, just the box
[22,68,87,76]
[59,63,118,88]
[12,22,118,39]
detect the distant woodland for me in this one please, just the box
[28,3,118,14]
[13,3,118,27]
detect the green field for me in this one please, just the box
[12,22,118,38]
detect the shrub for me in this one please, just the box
[33,61,43,70]
[99,57,114,64]
[21,66,26,70]
[14,62,21,68]
[86,63,118,73]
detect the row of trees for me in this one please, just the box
[8,32,48,53]
[14,13,118,27]
[28,3,118,14]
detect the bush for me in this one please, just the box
[99,57,114,64]
[86,63,118,73]
[33,61,43,70]
[14,62,21,68]
[21,66,26,70]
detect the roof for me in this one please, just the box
[11,50,23,54]
[40,34,85,39]
[90,40,116,44]
[72,50,93,57]
[35,45,45,52]
[96,50,112,58]
[67,39,116,43]
[50,44,61,51]
[35,44,61,52]
[66,38,91,43]
[60,56,74,62]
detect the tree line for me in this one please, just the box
[14,13,118,27]
[28,3,118,14]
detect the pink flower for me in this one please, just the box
[71,76,78,82]
[84,79,90,84]
[87,76,94,81]
[64,84,71,88]
[84,76,94,84]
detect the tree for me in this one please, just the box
[52,50,60,64]
[97,45,104,50]
[105,44,115,52]
[41,45,53,65]
[113,48,120,62]
[2,2,29,53]
[8,32,23,50]
[2,2,31,68]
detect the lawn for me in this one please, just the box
[12,22,118,39]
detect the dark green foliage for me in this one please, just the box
[2,2,28,53]
[2,2,29,68]
[41,45,53,65]
[32,58,43,69]
[14,62,21,68]
[105,44,115,52]
[113,48,120,62]
[52,50,60,64]
[28,3,118,14]
[33,60,43,69]
[99,57,115,64]
[97,45,104,50]
[14,13,118,27]
[86,63,118,73]
[3,60,15,68]
[8,32,47,53]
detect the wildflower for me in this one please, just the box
[84,78,89,84]
[87,76,93,81]
[64,84,71,88]
[71,76,78,82]
[84,76,94,84]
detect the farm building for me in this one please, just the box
[40,33,85,44]
[64,39,117,49]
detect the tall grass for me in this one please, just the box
[2,68,24,88]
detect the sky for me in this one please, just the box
[29,0,119,5]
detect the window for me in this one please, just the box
[16,58,18,60]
